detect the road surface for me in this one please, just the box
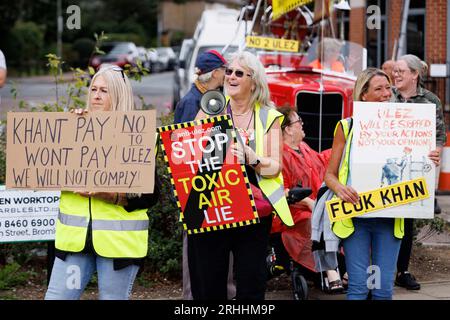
[0,71,175,119]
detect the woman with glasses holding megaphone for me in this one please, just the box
[191,51,293,300]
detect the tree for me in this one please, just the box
[9,21,45,73]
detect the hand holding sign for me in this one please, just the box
[428,149,440,166]
[334,184,360,205]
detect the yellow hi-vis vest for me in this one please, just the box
[331,118,404,239]
[224,97,294,227]
[56,191,149,258]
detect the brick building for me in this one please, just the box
[160,0,449,122]
[346,0,449,118]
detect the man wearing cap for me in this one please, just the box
[174,50,227,123]
[173,50,232,300]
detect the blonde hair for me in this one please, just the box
[229,51,274,108]
[87,64,135,111]
[398,54,428,87]
[353,67,390,101]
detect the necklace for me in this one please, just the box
[232,108,252,116]
[234,110,254,130]
[235,111,254,145]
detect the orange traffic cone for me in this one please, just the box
[438,131,450,192]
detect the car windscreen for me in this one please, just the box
[108,44,132,55]
[99,44,115,54]
[300,37,366,77]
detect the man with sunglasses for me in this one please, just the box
[173,50,230,300]
[174,50,227,124]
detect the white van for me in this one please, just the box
[172,38,194,108]
[178,8,246,99]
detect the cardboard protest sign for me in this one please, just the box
[0,186,60,243]
[6,111,156,193]
[348,102,435,219]
[158,115,258,234]
[326,178,429,222]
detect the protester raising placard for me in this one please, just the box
[158,115,258,234]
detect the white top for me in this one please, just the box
[0,50,6,70]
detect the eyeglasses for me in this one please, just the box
[393,69,409,76]
[282,118,303,129]
[289,119,303,126]
[225,67,252,78]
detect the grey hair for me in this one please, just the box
[196,70,214,83]
[229,51,274,108]
[87,64,135,112]
[398,54,428,87]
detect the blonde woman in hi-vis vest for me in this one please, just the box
[45,65,160,300]
[325,68,440,300]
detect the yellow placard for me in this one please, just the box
[246,36,299,52]
[272,0,315,21]
[326,178,429,222]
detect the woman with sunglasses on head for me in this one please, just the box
[45,64,160,300]
[391,54,445,291]
[191,51,293,300]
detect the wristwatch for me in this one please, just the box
[251,157,261,168]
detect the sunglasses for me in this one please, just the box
[100,66,126,82]
[110,66,126,82]
[225,67,252,78]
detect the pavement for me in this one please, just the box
[266,279,450,300]
[266,194,450,300]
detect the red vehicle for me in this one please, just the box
[244,0,366,151]
[89,41,140,70]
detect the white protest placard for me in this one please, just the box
[350,102,435,219]
[0,186,60,243]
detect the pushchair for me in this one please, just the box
[266,185,346,300]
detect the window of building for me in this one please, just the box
[366,0,387,68]
[335,9,350,41]
[405,4,425,60]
